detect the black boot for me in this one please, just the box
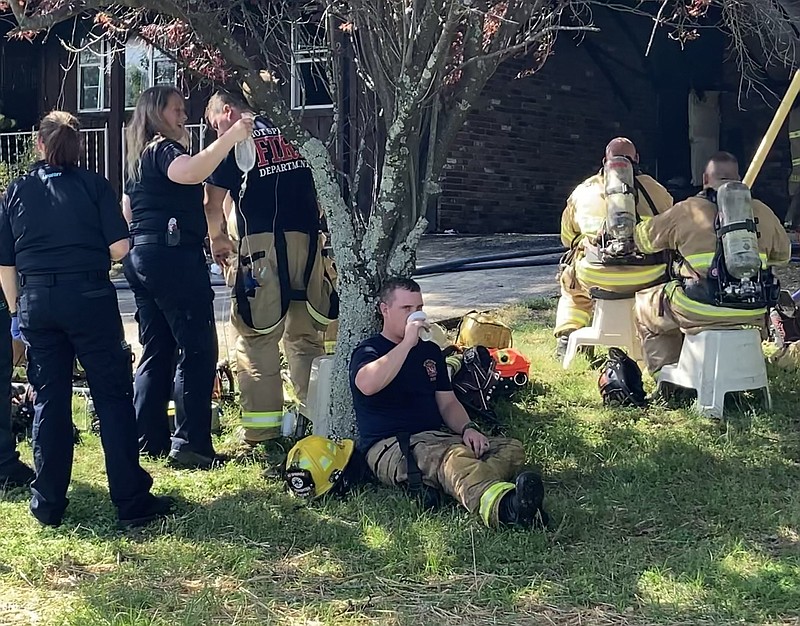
[498,471,549,529]
[118,494,175,529]
[0,460,35,489]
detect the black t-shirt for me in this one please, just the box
[349,334,453,451]
[207,117,320,235]
[125,138,206,245]
[0,163,129,274]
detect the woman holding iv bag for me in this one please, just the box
[122,86,253,469]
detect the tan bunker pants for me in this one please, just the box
[554,255,668,337]
[229,231,336,442]
[365,431,526,527]
[634,281,767,375]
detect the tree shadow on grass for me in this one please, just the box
[498,388,800,624]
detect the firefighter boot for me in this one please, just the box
[555,335,569,362]
[498,470,549,529]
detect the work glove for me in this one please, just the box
[10,313,21,340]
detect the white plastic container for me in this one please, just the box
[303,355,334,437]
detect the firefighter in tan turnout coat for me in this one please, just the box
[554,138,674,358]
[633,152,791,376]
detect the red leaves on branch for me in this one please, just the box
[141,20,231,82]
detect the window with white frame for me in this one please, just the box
[290,18,334,110]
[78,38,111,111]
[77,36,178,112]
[125,37,178,109]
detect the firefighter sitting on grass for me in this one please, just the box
[348,277,548,529]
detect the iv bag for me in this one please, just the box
[235,136,257,173]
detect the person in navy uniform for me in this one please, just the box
[122,86,253,469]
[0,293,34,490]
[0,111,171,528]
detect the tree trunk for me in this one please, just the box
[326,271,379,438]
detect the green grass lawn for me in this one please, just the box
[2,298,800,625]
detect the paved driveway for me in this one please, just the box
[116,234,564,360]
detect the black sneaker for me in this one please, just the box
[0,460,35,489]
[498,471,549,529]
[167,449,228,470]
[118,495,175,529]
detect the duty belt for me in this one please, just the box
[131,234,203,248]
[19,270,108,286]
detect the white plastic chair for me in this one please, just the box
[562,293,642,369]
[656,328,771,419]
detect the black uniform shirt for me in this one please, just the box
[0,162,129,275]
[349,334,453,451]
[207,117,320,236]
[125,138,206,245]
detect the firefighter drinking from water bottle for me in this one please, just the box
[632,152,791,378]
[203,91,338,461]
[554,138,674,360]
[349,278,548,529]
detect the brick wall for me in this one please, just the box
[437,11,792,233]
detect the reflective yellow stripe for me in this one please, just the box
[683,252,768,273]
[556,308,592,329]
[793,158,800,166]
[683,252,715,272]
[790,130,800,138]
[571,310,592,326]
[576,262,667,287]
[561,225,579,245]
[241,411,283,429]
[479,481,515,527]
[306,302,335,326]
[634,222,656,254]
[666,282,766,319]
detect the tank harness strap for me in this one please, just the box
[397,432,441,510]
[634,178,658,217]
[717,218,759,238]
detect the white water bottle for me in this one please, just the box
[408,311,432,341]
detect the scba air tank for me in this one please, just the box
[716,181,761,280]
[604,156,637,243]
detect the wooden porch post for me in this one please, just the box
[108,51,126,194]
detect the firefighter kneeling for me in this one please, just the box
[343,278,548,529]
[555,138,674,359]
[632,152,790,378]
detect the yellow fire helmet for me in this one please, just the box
[284,435,355,498]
